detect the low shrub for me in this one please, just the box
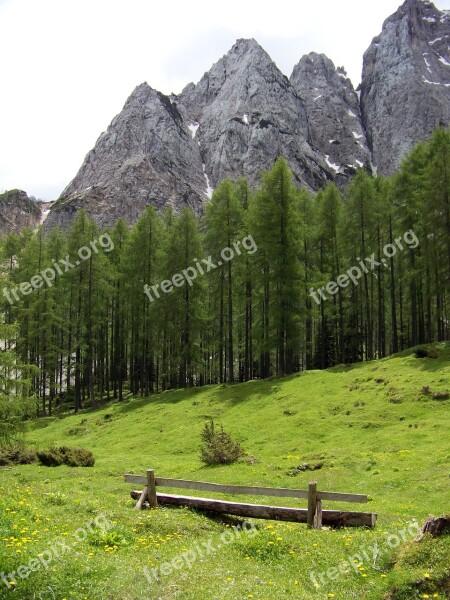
[200,420,244,466]
[64,447,95,467]
[0,444,37,466]
[37,446,95,467]
[414,346,439,359]
[432,391,449,400]
[36,447,64,466]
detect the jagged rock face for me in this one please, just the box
[290,53,372,184]
[46,39,335,230]
[361,0,450,175]
[44,1,450,230]
[177,39,331,192]
[46,84,207,230]
[0,190,41,236]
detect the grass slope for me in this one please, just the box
[0,344,449,599]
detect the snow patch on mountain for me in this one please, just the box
[202,164,214,199]
[325,155,340,172]
[423,53,432,73]
[188,123,199,138]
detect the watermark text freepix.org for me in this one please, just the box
[143,235,257,303]
[309,229,419,305]
[309,520,420,588]
[1,514,112,590]
[143,521,258,585]
[3,233,115,306]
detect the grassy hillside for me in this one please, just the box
[1,344,449,599]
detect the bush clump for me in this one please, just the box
[414,346,439,359]
[0,444,37,466]
[37,446,95,467]
[200,420,244,466]
[432,390,449,400]
[36,447,65,466]
[64,447,95,467]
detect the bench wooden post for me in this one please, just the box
[307,481,317,528]
[147,469,158,508]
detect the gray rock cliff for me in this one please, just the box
[46,84,207,230]
[0,190,41,236]
[177,39,331,193]
[43,0,450,229]
[290,52,372,184]
[361,0,450,174]
[47,39,335,230]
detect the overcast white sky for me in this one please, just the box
[1,0,449,200]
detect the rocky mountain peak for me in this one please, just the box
[124,81,152,104]
[361,0,449,174]
[395,0,446,21]
[176,38,331,194]
[47,81,207,230]
[224,37,284,76]
[292,52,340,83]
[178,37,292,122]
[229,37,269,58]
[38,1,449,232]
[290,52,371,181]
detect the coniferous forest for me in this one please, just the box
[1,129,449,416]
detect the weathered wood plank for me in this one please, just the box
[318,491,367,503]
[156,478,310,499]
[124,474,367,503]
[125,474,148,485]
[158,493,309,521]
[155,493,377,527]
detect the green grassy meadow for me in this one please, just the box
[1,344,449,599]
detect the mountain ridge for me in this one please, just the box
[360,0,450,173]
[33,0,450,230]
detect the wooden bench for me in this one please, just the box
[124,470,377,529]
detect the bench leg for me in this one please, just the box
[135,486,148,510]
